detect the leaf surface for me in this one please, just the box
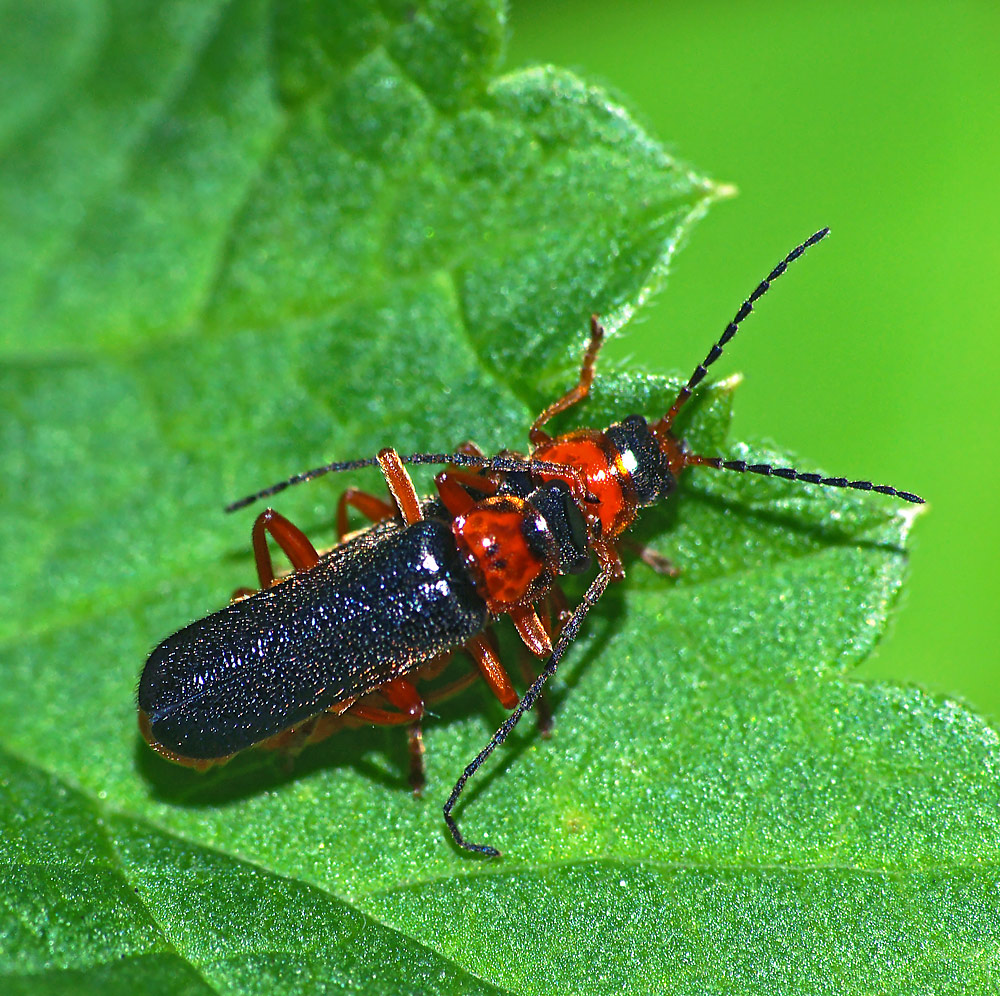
[2,1,994,993]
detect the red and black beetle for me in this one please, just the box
[139,229,923,856]
[138,449,588,780]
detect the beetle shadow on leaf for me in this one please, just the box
[438,585,624,826]
[626,477,909,591]
[218,513,342,574]
[134,720,424,807]
[689,484,909,551]
[135,574,626,822]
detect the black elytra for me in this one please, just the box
[139,517,487,761]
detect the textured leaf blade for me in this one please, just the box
[2,1,992,994]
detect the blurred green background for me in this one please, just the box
[508,1,999,718]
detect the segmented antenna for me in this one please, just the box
[444,564,615,856]
[686,455,924,504]
[661,227,830,429]
[651,227,924,506]
[224,451,576,513]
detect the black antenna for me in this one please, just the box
[686,455,924,504]
[650,226,924,506]
[444,565,615,856]
[660,227,830,429]
[224,451,580,512]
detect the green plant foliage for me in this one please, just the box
[1,1,994,993]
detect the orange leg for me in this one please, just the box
[414,648,496,707]
[518,654,553,738]
[348,679,422,725]
[379,677,424,721]
[251,508,321,589]
[442,467,500,497]
[268,716,320,770]
[292,704,357,750]
[419,634,528,713]
[548,582,572,628]
[348,677,427,793]
[377,448,423,525]
[336,488,396,541]
[596,544,627,581]
[518,594,562,736]
[621,539,680,577]
[380,678,426,793]
[510,605,552,658]
[434,469,490,517]
[422,666,482,705]
[530,315,606,444]
[406,724,426,794]
[465,634,518,710]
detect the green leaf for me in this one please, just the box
[2,1,993,994]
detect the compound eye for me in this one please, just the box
[499,469,534,499]
[520,509,552,565]
[561,488,593,575]
[562,489,587,551]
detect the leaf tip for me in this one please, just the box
[898,499,929,530]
